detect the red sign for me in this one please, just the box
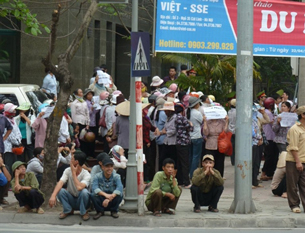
[135,81,142,103]
[136,125,143,149]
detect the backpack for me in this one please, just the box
[99,106,108,128]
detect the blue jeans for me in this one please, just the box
[57,188,90,215]
[90,193,123,213]
[189,138,203,178]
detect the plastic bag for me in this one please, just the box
[79,128,87,141]
[218,131,233,156]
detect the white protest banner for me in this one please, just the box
[97,70,111,87]
[41,106,55,119]
[280,112,298,127]
[92,96,101,110]
[204,106,227,120]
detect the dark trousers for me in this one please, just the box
[91,193,123,213]
[20,139,34,163]
[117,168,126,188]
[158,144,165,171]
[230,134,235,166]
[144,144,151,182]
[176,144,190,186]
[102,136,110,154]
[277,143,286,154]
[205,149,225,177]
[3,152,17,177]
[148,140,157,181]
[146,188,181,212]
[286,161,305,209]
[15,189,44,209]
[0,180,10,201]
[190,185,224,209]
[272,174,287,196]
[252,145,260,186]
[262,140,279,177]
[78,124,89,157]
[164,145,177,168]
[36,173,43,188]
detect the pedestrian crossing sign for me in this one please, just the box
[131,32,151,77]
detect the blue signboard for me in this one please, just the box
[155,0,305,57]
[131,32,151,77]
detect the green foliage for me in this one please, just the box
[0,0,50,35]
[254,57,297,97]
[162,53,261,105]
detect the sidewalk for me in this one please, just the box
[0,157,304,228]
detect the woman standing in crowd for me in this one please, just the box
[70,89,90,155]
[202,109,228,177]
[32,103,49,148]
[187,97,203,178]
[175,103,193,188]
[3,103,22,176]
[84,88,98,157]
[272,101,292,153]
[14,103,36,163]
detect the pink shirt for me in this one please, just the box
[32,117,48,148]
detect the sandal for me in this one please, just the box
[208,206,219,213]
[17,206,32,213]
[193,207,201,213]
[36,207,44,214]
[162,208,175,215]
[59,210,74,219]
[82,212,90,221]
[1,199,9,205]
[292,207,301,213]
[153,211,161,217]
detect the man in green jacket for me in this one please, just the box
[191,154,224,213]
[145,158,182,217]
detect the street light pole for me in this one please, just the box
[229,0,256,214]
[122,0,138,211]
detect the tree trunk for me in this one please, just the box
[41,0,99,207]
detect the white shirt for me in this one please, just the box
[58,116,70,143]
[60,167,91,197]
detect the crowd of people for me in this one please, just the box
[0,64,305,219]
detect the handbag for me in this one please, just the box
[218,131,233,156]
[12,144,25,156]
[99,106,108,128]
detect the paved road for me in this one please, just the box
[0,224,302,233]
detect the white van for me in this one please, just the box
[0,84,49,115]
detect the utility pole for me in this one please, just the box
[122,0,138,211]
[229,0,256,214]
[298,0,305,106]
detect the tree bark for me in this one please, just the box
[41,0,99,207]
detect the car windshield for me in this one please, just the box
[26,91,49,114]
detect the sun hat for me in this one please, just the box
[197,91,204,98]
[208,95,216,102]
[190,92,199,98]
[16,102,31,111]
[202,154,214,161]
[150,76,164,87]
[84,88,94,98]
[169,83,178,93]
[115,101,130,116]
[12,161,27,173]
[188,96,201,108]
[99,100,109,106]
[112,90,122,96]
[296,105,305,116]
[159,101,175,111]
[38,103,49,113]
[99,91,110,100]
[111,95,119,104]
[230,99,236,107]
[4,103,18,113]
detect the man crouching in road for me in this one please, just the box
[49,151,91,221]
[145,158,182,217]
[191,154,224,213]
[91,157,123,219]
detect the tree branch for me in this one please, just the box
[110,4,130,34]
[48,5,61,63]
[65,0,98,63]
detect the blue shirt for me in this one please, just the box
[19,120,27,139]
[155,111,167,145]
[92,171,123,197]
[42,73,57,96]
[0,172,8,186]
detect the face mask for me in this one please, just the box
[39,154,44,160]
